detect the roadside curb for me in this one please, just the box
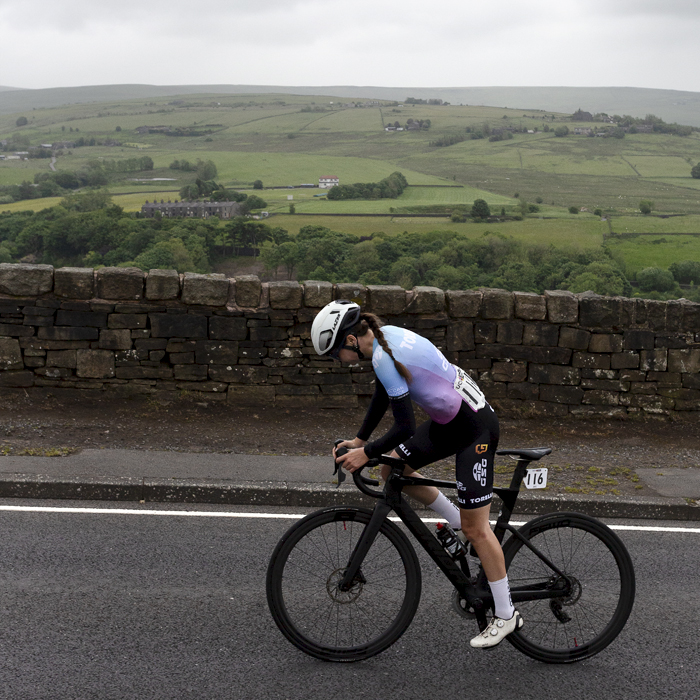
[1,473,698,521]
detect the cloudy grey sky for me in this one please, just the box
[1,0,699,92]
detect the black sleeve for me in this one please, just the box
[363,393,416,459]
[356,382,390,442]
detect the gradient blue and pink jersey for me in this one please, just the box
[372,325,462,424]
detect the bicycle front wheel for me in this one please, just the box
[266,507,422,662]
[503,512,635,663]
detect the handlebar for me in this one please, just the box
[333,440,385,497]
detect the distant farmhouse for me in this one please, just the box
[141,200,243,219]
[319,176,339,188]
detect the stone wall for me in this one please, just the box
[1,263,699,417]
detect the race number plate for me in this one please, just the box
[524,468,548,490]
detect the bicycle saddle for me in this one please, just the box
[496,447,552,461]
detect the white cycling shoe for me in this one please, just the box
[470,611,524,649]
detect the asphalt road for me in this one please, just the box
[0,500,698,700]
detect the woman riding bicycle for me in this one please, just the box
[311,300,523,649]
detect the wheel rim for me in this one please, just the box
[507,522,626,655]
[278,516,412,651]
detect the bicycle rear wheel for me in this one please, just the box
[503,512,635,663]
[266,506,422,662]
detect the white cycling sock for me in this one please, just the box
[489,576,515,620]
[428,492,462,530]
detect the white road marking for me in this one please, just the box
[0,504,698,532]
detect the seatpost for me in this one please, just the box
[493,458,531,543]
[508,458,531,490]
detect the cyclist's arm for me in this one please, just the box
[362,393,415,459]
[356,382,390,442]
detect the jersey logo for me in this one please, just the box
[473,459,488,487]
[476,443,488,455]
[372,345,383,369]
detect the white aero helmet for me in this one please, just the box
[311,300,361,356]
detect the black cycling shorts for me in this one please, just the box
[394,401,500,510]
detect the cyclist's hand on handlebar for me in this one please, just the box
[335,446,370,473]
[333,437,366,459]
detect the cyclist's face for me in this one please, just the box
[336,335,361,363]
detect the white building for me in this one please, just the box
[319,176,339,188]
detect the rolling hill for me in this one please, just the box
[1,84,699,127]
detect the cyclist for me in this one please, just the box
[311,300,523,649]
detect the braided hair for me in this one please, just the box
[350,312,412,384]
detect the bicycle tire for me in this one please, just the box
[266,506,422,662]
[502,512,635,663]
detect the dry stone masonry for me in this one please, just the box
[1,263,699,417]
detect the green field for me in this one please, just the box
[607,234,700,275]
[3,90,700,283]
[271,213,606,246]
[0,196,63,213]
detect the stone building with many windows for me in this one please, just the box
[141,200,242,219]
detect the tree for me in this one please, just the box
[60,190,113,212]
[243,194,267,211]
[278,241,301,279]
[15,116,28,127]
[669,260,700,285]
[253,180,263,190]
[471,199,491,221]
[566,262,628,296]
[195,159,217,180]
[179,183,200,200]
[691,163,700,179]
[133,239,194,272]
[568,206,579,214]
[289,203,295,214]
[554,125,569,137]
[637,267,676,293]
[639,200,654,215]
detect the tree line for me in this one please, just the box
[260,225,700,302]
[326,172,408,200]
[1,199,698,302]
[0,193,282,273]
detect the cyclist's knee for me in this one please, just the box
[459,513,492,544]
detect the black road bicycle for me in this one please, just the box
[266,446,635,664]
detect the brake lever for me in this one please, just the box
[333,439,347,488]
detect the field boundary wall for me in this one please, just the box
[1,263,699,418]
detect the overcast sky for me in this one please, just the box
[1,0,699,92]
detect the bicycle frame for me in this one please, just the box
[337,454,572,629]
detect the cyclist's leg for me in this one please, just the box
[391,419,461,512]
[459,504,506,581]
[452,405,521,642]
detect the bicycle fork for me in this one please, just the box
[338,501,392,591]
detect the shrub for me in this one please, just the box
[669,260,700,284]
[637,267,676,293]
[568,206,579,214]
